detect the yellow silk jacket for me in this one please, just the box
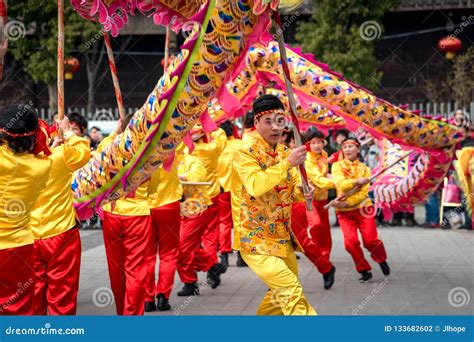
[306,150,334,201]
[218,137,243,193]
[190,129,227,200]
[332,158,372,211]
[148,161,183,209]
[31,133,91,239]
[98,134,150,216]
[0,146,52,250]
[233,133,303,258]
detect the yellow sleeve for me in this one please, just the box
[211,128,227,154]
[182,155,206,182]
[307,164,335,189]
[332,162,358,192]
[234,148,292,198]
[96,133,116,153]
[62,133,91,171]
[343,165,370,207]
[290,167,304,202]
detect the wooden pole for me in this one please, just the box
[57,0,65,120]
[0,0,7,82]
[272,11,313,211]
[103,32,126,121]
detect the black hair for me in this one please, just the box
[253,94,284,116]
[335,129,350,138]
[90,126,101,132]
[0,104,38,154]
[67,112,88,133]
[341,137,361,147]
[301,127,325,144]
[220,120,234,137]
[244,110,255,129]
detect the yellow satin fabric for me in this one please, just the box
[0,146,51,250]
[217,137,243,192]
[306,150,334,201]
[97,133,150,216]
[233,133,303,258]
[31,134,91,239]
[189,129,227,199]
[241,244,317,316]
[148,162,183,209]
[332,158,372,211]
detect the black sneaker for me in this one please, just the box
[323,266,336,290]
[379,261,390,276]
[177,283,200,297]
[219,253,229,273]
[389,219,401,227]
[144,301,156,312]
[359,270,373,282]
[405,218,417,227]
[156,293,171,311]
[207,263,226,289]
[236,252,248,267]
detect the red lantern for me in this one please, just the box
[64,56,80,79]
[438,36,462,60]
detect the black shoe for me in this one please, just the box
[405,218,417,227]
[379,261,390,276]
[207,263,226,289]
[220,253,229,273]
[323,266,336,290]
[296,254,301,260]
[177,283,200,297]
[156,293,171,311]
[359,270,373,282]
[144,301,156,312]
[236,252,248,267]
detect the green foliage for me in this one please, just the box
[296,0,398,90]
[8,0,100,84]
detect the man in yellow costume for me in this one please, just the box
[233,94,316,315]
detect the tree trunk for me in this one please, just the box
[47,83,58,115]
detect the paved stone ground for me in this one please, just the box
[77,209,473,316]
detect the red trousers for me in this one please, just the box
[33,227,81,315]
[307,199,332,256]
[291,203,333,274]
[177,201,219,284]
[145,201,181,301]
[102,212,152,315]
[0,244,35,315]
[218,192,233,254]
[337,208,387,272]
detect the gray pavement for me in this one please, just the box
[77,214,473,316]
